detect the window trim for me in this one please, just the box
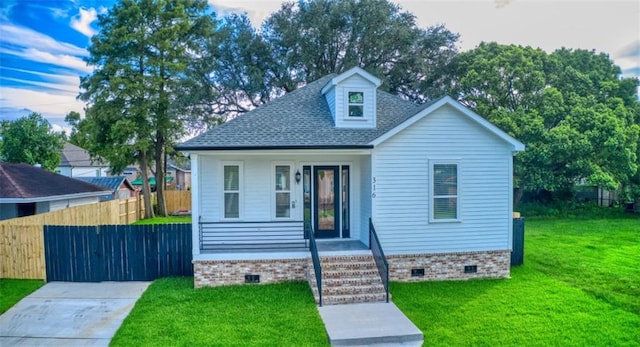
[272,162,294,220]
[345,90,365,119]
[221,161,243,220]
[429,160,461,223]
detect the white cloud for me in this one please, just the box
[1,76,80,94]
[71,7,98,37]
[0,23,87,56]
[0,47,91,74]
[0,86,85,118]
[208,0,280,26]
[2,67,81,85]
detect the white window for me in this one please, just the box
[274,165,292,218]
[347,91,364,117]
[431,162,459,222]
[223,163,242,219]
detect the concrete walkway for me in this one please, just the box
[0,281,150,347]
[317,302,423,346]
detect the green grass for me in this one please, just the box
[0,279,44,314]
[114,216,639,346]
[393,216,640,346]
[525,217,640,315]
[132,215,191,224]
[111,278,328,347]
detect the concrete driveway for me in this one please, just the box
[0,281,150,346]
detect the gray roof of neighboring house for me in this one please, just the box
[75,176,136,193]
[0,163,109,201]
[60,142,108,167]
[176,74,437,150]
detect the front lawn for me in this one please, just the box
[393,217,640,346]
[0,279,44,314]
[111,279,327,346]
[113,216,639,346]
[132,215,191,225]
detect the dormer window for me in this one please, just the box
[348,92,364,117]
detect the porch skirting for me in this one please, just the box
[387,250,511,281]
[193,257,308,288]
[193,250,510,288]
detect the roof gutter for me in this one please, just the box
[0,191,109,204]
[174,144,374,151]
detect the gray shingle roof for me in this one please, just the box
[177,74,436,150]
[60,142,108,167]
[0,163,110,199]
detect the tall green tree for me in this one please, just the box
[448,42,639,204]
[78,0,216,217]
[206,0,459,118]
[0,113,65,171]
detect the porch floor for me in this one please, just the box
[317,240,368,252]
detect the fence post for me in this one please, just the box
[511,217,525,266]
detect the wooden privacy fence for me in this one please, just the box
[0,225,45,279]
[44,224,192,282]
[0,197,144,227]
[163,190,192,214]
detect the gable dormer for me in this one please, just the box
[321,67,381,129]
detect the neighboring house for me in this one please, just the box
[167,159,191,191]
[0,163,109,220]
[120,166,140,182]
[56,142,109,177]
[75,176,137,201]
[176,67,524,303]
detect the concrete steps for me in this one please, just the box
[308,253,387,305]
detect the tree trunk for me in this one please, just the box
[155,136,168,217]
[514,187,524,210]
[139,152,155,219]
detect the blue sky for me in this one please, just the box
[1,0,639,134]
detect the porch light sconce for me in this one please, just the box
[295,170,301,184]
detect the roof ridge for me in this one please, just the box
[0,163,28,197]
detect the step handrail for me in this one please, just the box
[306,222,323,306]
[369,218,389,303]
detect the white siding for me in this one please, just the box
[330,74,377,129]
[197,153,366,239]
[372,105,513,254]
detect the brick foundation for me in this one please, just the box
[387,250,511,281]
[193,250,511,288]
[193,257,308,288]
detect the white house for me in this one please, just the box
[176,67,524,304]
[56,142,110,177]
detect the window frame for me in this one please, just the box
[346,90,365,118]
[221,161,243,220]
[272,162,294,220]
[429,160,461,223]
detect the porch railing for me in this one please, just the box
[199,219,306,252]
[306,222,323,306]
[369,218,389,303]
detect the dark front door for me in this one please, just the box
[314,166,340,238]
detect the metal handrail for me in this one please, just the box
[369,218,389,303]
[306,222,323,306]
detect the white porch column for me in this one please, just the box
[191,154,200,256]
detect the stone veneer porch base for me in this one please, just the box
[387,250,511,281]
[192,250,511,288]
[193,257,308,288]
